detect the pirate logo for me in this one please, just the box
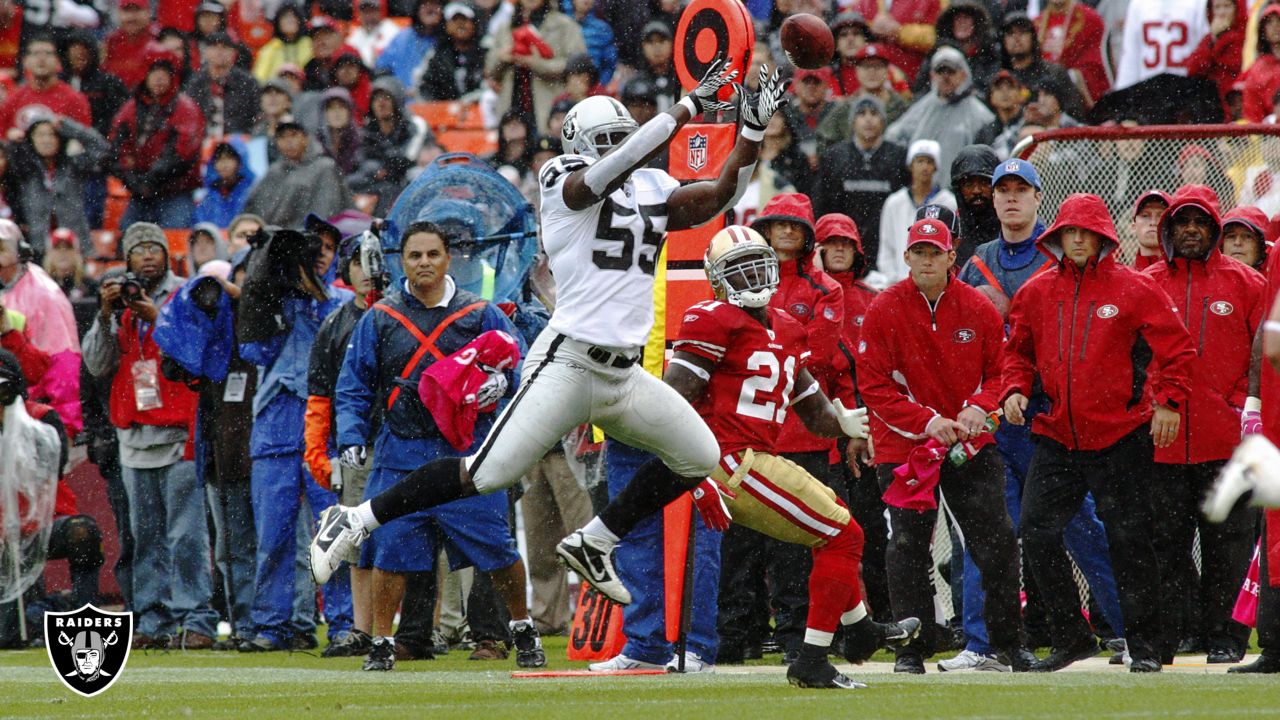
[688,132,708,172]
[45,605,132,697]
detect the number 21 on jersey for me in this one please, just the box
[737,351,797,424]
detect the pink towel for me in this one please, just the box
[418,330,521,451]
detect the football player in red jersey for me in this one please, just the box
[667,225,920,689]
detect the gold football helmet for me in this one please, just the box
[704,225,779,308]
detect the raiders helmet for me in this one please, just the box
[561,96,639,159]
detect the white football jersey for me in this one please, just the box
[1114,0,1209,89]
[538,154,680,349]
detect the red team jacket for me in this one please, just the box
[672,300,812,457]
[816,212,879,344]
[1003,194,1196,451]
[753,194,858,456]
[857,276,1007,465]
[1145,185,1266,464]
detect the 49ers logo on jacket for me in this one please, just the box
[953,328,976,343]
[1210,301,1234,316]
[688,132,708,171]
[789,302,811,319]
[1097,304,1119,319]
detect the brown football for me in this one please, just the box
[780,13,835,69]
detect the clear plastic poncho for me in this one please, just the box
[0,401,61,603]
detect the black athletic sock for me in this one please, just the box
[597,458,699,539]
[370,458,466,523]
[797,642,829,665]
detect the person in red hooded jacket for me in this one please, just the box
[812,211,888,618]
[108,45,206,229]
[1144,184,1266,665]
[1188,0,1249,117]
[858,218,1025,674]
[1240,5,1280,121]
[1003,193,1197,673]
[722,193,859,663]
[1221,205,1270,270]
[102,0,157,90]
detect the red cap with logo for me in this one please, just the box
[906,218,953,251]
[852,44,889,64]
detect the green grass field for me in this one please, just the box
[3,637,1280,719]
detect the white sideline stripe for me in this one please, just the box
[739,473,841,538]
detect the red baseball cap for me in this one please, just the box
[793,66,834,85]
[906,218,953,251]
[852,44,889,64]
[50,228,78,248]
[309,16,341,34]
[1132,189,1171,218]
[119,0,147,8]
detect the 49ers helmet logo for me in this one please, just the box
[953,328,976,343]
[1210,301,1234,316]
[1097,304,1119,319]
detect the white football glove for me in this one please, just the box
[687,55,739,115]
[833,399,869,440]
[474,371,509,408]
[340,445,368,469]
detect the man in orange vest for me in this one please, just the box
[83,222,218,650]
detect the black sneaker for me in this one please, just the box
[1206,646,1245,664]
[510,620,547,668]
[787,659,868,689]
[842,616,922,664]
[781,649,800,666]
[1028,636,1099,672]
[1228,655,1280,673]
[994,647,1038,672]
[556,530,631,605]
[290,633,319,651]
[237,634,286,653]
[362,636,396,671]
[894,654,926,674]
[323,629,372,658]
[1129,657,1162,673]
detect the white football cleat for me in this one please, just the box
[556,530,632,605]
[309,505,369,584]
[1205,436,1280,523]
[666,652,715,674]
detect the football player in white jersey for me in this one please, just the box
[310,59,795,608]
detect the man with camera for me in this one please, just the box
[83,222,220,650]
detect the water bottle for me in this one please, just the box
[946,415,1001,467]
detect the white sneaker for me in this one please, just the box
[1205,436,1280,522]
[309,506,369,584]
[937,649,1011,672]
[666,652,715,674]
[589,654,665,672]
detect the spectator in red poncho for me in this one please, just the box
[844,0,943,78]
[330,47,372,119]
[102,0,157,90]
[1189,0,1249,118]
[0,0,22,78]
[1241,6,1280,121]
[304,16,349,92]
[0,35,91,139]
[1036,0,1111,103]
[108,46,206,228]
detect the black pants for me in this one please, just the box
[1152,461,1256,658]
[717,451,835,654]
[393,570,438,658]
[875,446,1022,657]
[1021,428,1163,662]
[1258,517,1280,658]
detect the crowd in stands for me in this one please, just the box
[5,0,1280,679]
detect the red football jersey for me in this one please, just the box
[673,300,812,456]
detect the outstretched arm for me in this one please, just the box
[667,67,790,231]
[560,58,738,211]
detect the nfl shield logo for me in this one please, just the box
[688,132,708,172]
[45,604,133,697]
